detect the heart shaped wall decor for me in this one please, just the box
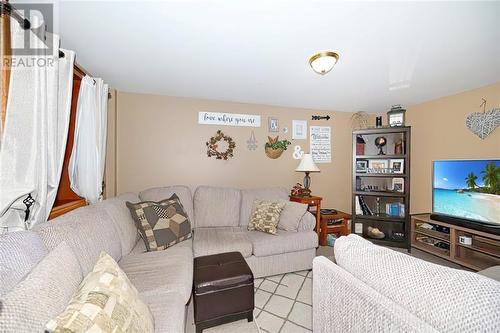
[465,108,500,139]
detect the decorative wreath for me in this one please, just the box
[206,130,236,160]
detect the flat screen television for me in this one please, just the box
[431,159,500,235]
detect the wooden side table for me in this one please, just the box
[319,210,351,246]
[290,195,322,239]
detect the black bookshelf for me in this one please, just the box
[352,126,411,250]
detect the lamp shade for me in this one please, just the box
[295,154,320,172]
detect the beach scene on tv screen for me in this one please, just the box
[433,160,500,224]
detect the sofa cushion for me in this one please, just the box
[194,186,241,227]
[34,205,122,275]
[128,234,192,255]
[97,192,141,256]
[239,187,289,226]
[141,290,186,333]
[0,230,47,296]
[126,194,192,252]
[140,185,194,225]
[247,229,318,257]
[0,242,82,332]
[334,234,500,333]
[119,240,194,303]
[46,252,154,333]
[248,200,285,235]
[193,227,253,258]
[278,201,308,232]
[297,211,316,232]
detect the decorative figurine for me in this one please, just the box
[374,136,387,155]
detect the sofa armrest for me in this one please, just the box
[297,211,316,232]
[312,256,436,333]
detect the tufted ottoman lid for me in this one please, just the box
[194,251,253,295]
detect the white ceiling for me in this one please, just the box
[52,1,500,112]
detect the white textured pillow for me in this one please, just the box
[0,241,83,332]
[278,201,308,231]
[0,230,47,296]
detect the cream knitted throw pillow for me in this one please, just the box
[45,252,154,333]
[248,200,285,235]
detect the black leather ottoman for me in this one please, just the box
[193,251,254,333]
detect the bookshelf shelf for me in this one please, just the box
[355,155,407,159]
[353,191,405,198]
[354,214,405,222]
[352,126,411,250]
[355,173,407,178]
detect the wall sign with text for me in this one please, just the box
[198,112,261,127]
[310,126,331,163]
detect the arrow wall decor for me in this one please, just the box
[312,115,331,121]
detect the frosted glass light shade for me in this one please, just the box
[309,51,339,75]
[295,154,320,172]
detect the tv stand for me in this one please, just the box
[411,214,500,271]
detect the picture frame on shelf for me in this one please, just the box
[390,159,404,174]
[268,117,279,132]
[391,178,405,192]
[356,160,368,173]
[368,159,389,173]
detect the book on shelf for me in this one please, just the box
[355,195,373,216]
[385,202,405,218]
[355,196,363,215]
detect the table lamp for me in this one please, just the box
[295,154,320,197]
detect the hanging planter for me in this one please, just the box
[265,136,291,159]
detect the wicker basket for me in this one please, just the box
[265,147,284,159]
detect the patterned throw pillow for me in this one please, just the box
[45,252,154,333]
[248,200,286,235]
[126,194,192,251]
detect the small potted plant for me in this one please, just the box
[265,136,291,159]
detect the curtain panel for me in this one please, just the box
[0,17,75,231]
[68,76,108,204]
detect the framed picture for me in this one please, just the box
[368,159,389,173]
[390,159,404,174]
[356,160,368,173]
[268,117,279,132]
[292,120,307,139]
[392,178,405,192]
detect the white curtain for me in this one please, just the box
[0,17,75,231]
[68,76,108,204]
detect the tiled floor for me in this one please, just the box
[253,270,313,333]
[185,270,313,333]
[186,245,466,332]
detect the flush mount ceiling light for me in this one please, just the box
[309,51,339,75]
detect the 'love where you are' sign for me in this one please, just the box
[198,112,261,127]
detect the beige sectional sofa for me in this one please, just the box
[313,234,500,333]
[0,185,318,332]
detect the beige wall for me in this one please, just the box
[407,82,500,214]
[115,83,500,215]
[116,92,354,211]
